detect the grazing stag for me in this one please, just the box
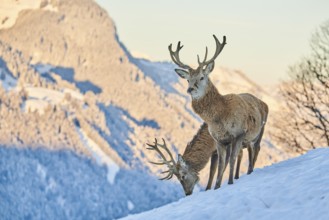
[146,123,261,196]
[168,35,268,188]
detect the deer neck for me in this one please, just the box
[191,80,224,122]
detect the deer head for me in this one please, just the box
[168,35,226,99]
[146,138,199,196]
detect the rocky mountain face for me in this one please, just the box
[0,0,290,186]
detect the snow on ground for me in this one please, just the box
[34,63,54,74]
[133,59,179,94]
[62,88,83,100]
[0,146,184,219]
[0,0,41,29]
[127,200,135,211]
[121,148,329,220]
[25,87,64,103]
[23,87,64,114]
[23,86,83,114]
[76,127,119,184]
[22,98,50,114]
[0,0,58,30]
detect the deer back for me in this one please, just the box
[195,91,268,143]
[237,93,269,142]
[182,123,216,173]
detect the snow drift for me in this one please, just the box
[122,148,329,220]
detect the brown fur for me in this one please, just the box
[180,122,263,193]
[147,121,264,195]
[169,35,268,190]
[192,81,269,188]
[182,123,216,173]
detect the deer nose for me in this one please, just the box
[187,87,194,93]
[185,191,192,196]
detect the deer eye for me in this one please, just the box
[181,175,185,180]
[187,80,189,82]
[200,77,204,81]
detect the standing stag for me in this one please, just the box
[146,123,261,196]
[168,35,269,188]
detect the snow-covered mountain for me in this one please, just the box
[121,148,329,220]
[0,0,295,219]
[0,146,183,219]
[0,0,289,178]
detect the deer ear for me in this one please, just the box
[204,62,215,75]
[175,69,189,79]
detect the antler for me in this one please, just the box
[197,35,226,68]
[146,138,178,180]
[168,41,192,70]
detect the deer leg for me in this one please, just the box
[247,145,254,174]
[228,137,243,185]
[253,145,260,168]
[225,144,231,170]
[253,126,265,168]
[214,143,226,189]
[234,149,243,179]
[206,151,218,190]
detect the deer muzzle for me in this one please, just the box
[187,87,194,93]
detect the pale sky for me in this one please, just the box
[96,0,329,85]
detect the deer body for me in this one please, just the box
[168,35,269,188]
[147,122,260,195]
[178,123,217,194]
[180,122,247,194]
[192,85,266,145]
[181,123,216,173]
[192,82,268,187]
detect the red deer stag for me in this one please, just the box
[146,123,262,196]
[168,35,268,188]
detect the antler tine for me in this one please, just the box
[176,41,183,51]
[159,172,173,180]
[145,138,178,180]
[168,41,192,70]
[199,35,226,67]
[146,138,169,163]
[197,46,208,65]
[149,161,166,165]
[157,138,177,166]
[212,35,226,59]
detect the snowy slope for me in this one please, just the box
[75,126,119,184]
[132,58,180,95]
[121,148,329,220]
[0,146,184,219]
